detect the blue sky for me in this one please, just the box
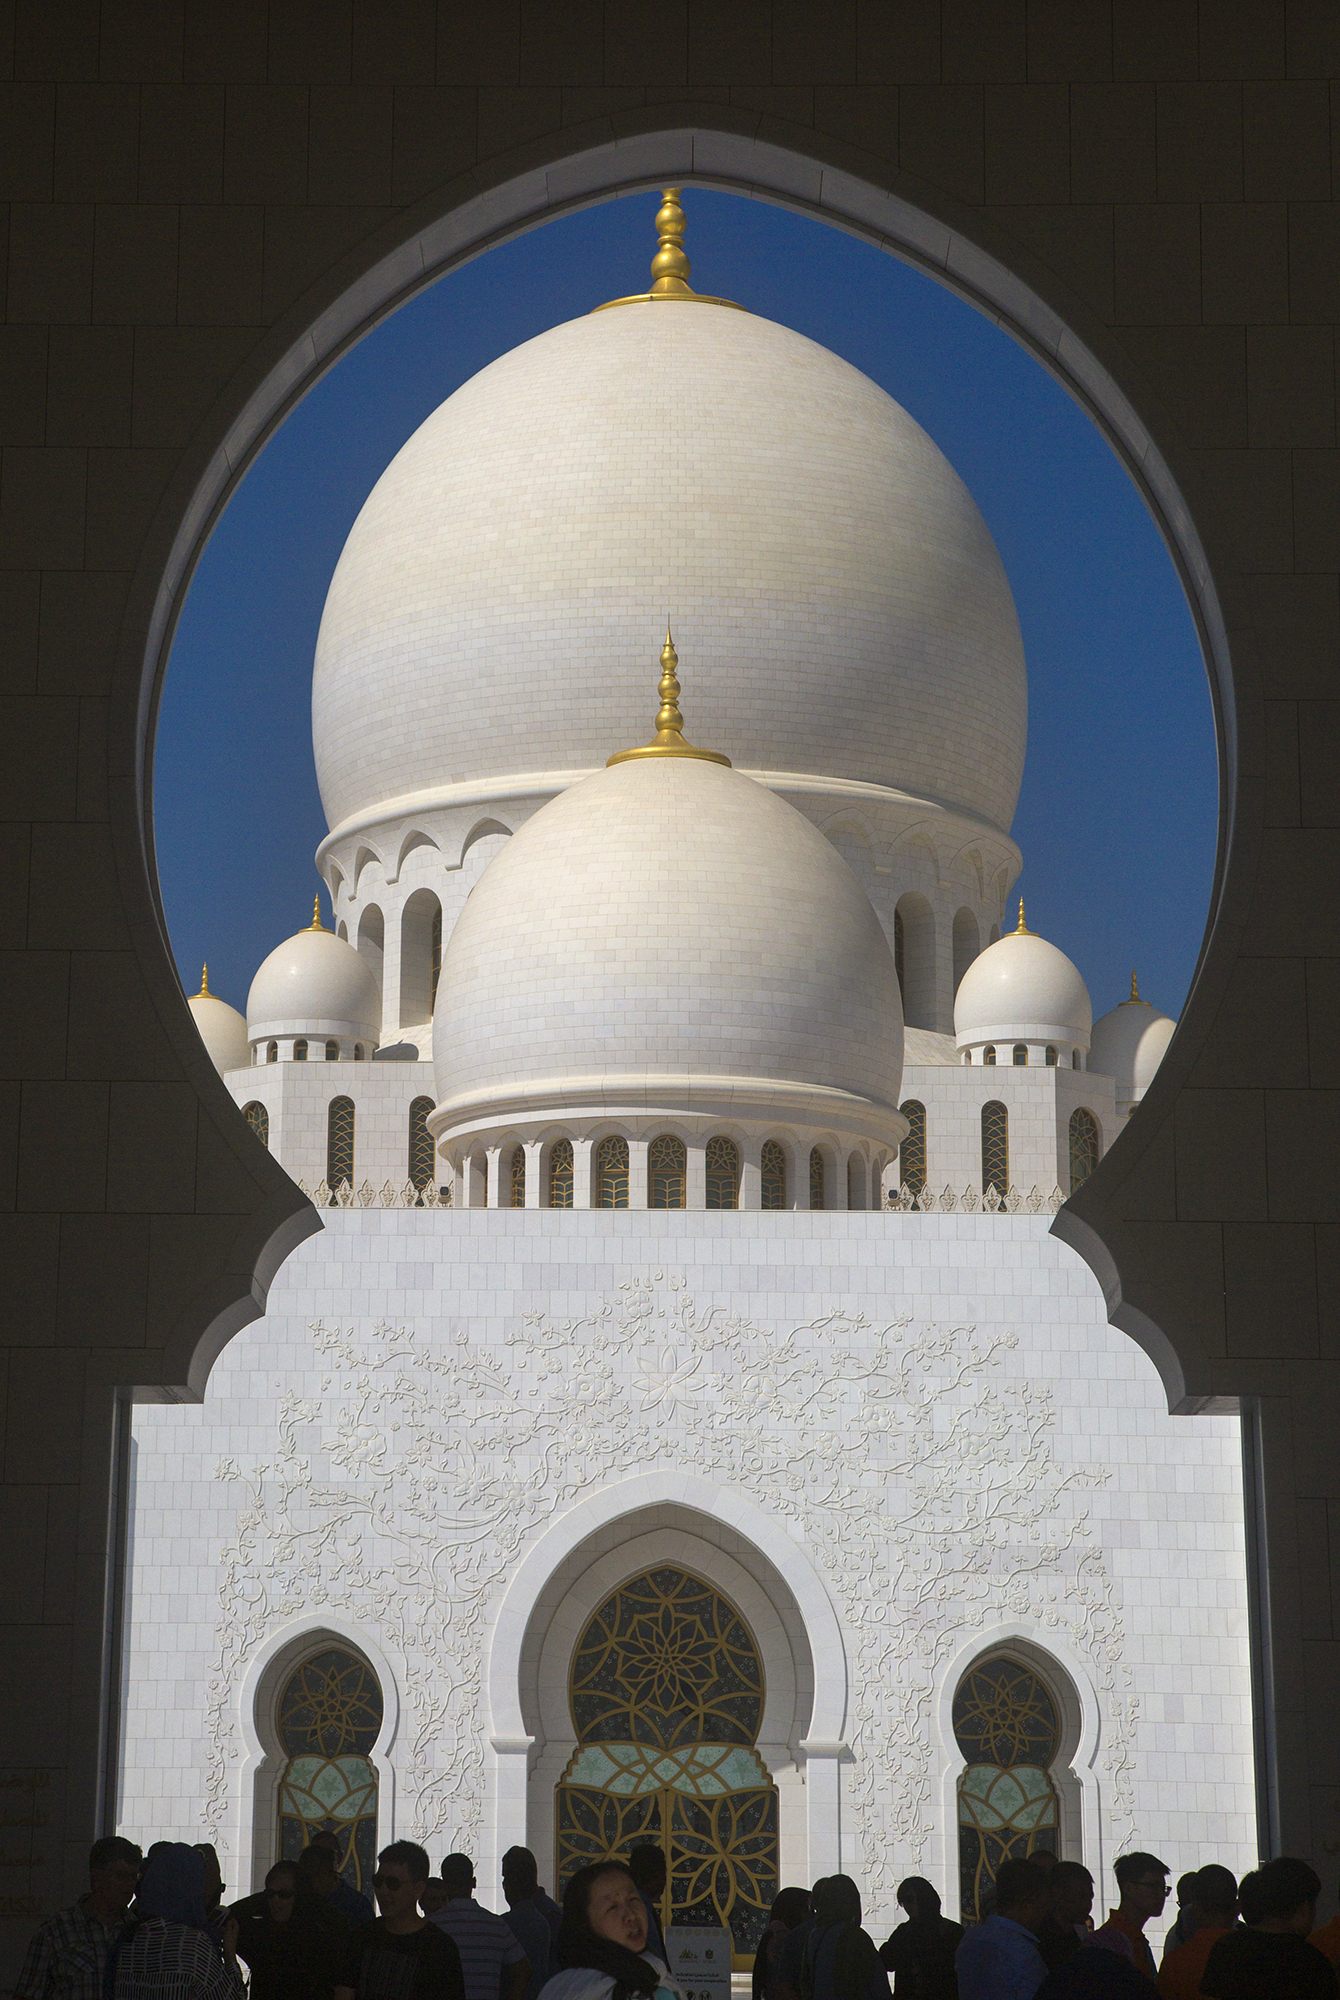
[155,187,1216,1027]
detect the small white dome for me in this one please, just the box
[431,748,904,1148]
[954,910,1092,1051]
[246,912,381,1046]
[187,973,249,1074]
[1089,983,1175,1106]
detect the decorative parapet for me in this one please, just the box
[297,1178,453,1208]
[885,1183,1066,1214]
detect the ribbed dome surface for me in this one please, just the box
[313,301,1027,838]
[432,756,903,1121]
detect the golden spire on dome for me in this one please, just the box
[196,964,210,997]
[1015,898,1031,935]
[593,188,746,314]
[607,627,731,767]
[1120,968,1142,1004]
[306,896,326,931]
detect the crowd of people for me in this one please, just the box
[16,1833,1340,2000]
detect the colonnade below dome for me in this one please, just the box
[449,1129,894,1212]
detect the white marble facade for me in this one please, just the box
[120,1211,1255,1928]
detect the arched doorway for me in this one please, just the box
[275,1644,383,1897]
[555,1566,779,1962]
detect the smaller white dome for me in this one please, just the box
[954,907,1092,1052]
[247,909,381,1046]
[1089,981,1175,1107]
[187,971,249,1074]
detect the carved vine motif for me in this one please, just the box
[204,1273,1137,1906]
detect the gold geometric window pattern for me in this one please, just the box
[327,1097,355,1193]
[243,1101,269,1148]
[809,1147,825,1210]
[408,1097,435,1193]
[899,1101,926,1192]
[556,1567,778,1966]
[761,1141,785,1210]
[549,1138,575,1208]
[705,1137,739,1209]
[510,1144,527,1207]
[277,1647,382,1896]
[597,1135,629,1209]
[954,1655,1060,1921]
[981,1100,1008,1198]
[1068,1108,1100,1193]
[649,1134,686,1209]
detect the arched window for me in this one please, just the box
[267,1041,278,1064]
[893,906,905,999]
[549,1138,574,1209]
[294,1038,308,1061]
[408,1097,435,1193]
[954,1654,1060,1920]
[983,1045,996,1066]
[846,1155,864,1208]
[761,1141,786,1210]
[1012,1044,1027,1066]
[399,888,443,1027]
[809,1147,825,1211]
[325,1039,339,1061]
[899,1101,926,1192]
[556,1568,778,1955]
[327,1097,355,1192]
[706,1136,739,1209]
[649,1134,686,1208]
[1068,1108,1101,1193]
[981,1101,1008,1198]
[354,1044,364,1061]
[596,1135,629,1209]
[510,1144,526,1207]
[894,893,936,1030]
[277,1646,381,1895]
[243,1102,268,1148]
[1045,1046,1058,1066]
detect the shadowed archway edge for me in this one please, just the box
[109,102,1260,1408]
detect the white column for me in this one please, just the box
[799,1739,847,1877]
[381,889,404,1039]
[572,1137,593,1209]
[486,1145,504,1208]
[524,1140,543,1209]
[629,1138,649,1209]
[788,1139,806,1212]
[738,1137,762,1210]
[488,1735,535,1908]
[686,1139,706,1210]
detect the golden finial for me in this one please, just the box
[1121,968,1143,1005]
[1015,899,1031,935]
[593,188,745,314]
[306,896,325,931]
[607,627,731,768]
[197,964,210,997]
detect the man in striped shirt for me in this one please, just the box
[431,1855,530,2000]
[15,1835,142,2000]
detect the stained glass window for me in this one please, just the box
[277,1647,382,1896]
[809,1148,824,1211]
[953,1655,1060,1921]
[1045,1046,1058,1067]
[408,1097,435,1193]
[899,1102,926,1192]
[267,1042,278,1064]
[983,1045,996,1067]
[597,1136,629,1209]
[243,1102,269,1148]
[325,1040,339,1061]
[556,1568,777,1965]
[510,1144,527,1207]
[1068,1109,1100,1193]
[761,1141,785,1210]
[705,1137,738,1209]
[327,1097,355,1193]
[649,1135,686,1209]
[549,1138,574,1209]
[981,1101,1008,1198]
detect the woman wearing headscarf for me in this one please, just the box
[538,1861,684,2000]
[104,1843,245,1998]
[800,1877,890,2000]
[754,1889,815,2000]
[232,1857,350,2000]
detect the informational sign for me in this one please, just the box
[666,1926,734,2000]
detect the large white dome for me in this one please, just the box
[1090,986,1175,1107]
[246,917,381,1046]
[313,298,1027,840]
[187,974,249,1074]
[430,752,904,1146]
[954,914,1092,1052]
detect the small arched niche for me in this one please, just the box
[399,887,442,1031]
[895,892,937,1032]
